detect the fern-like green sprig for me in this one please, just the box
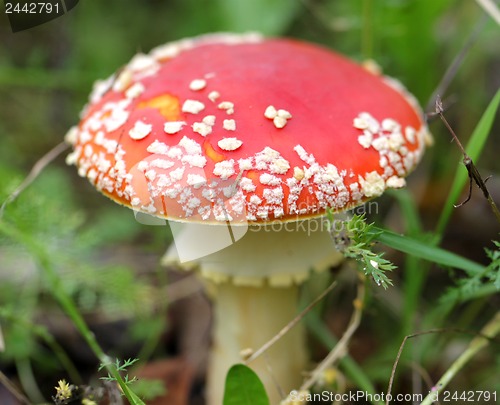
[441,240,500,302]
[485,240,500,289]
[328,213,396,289]
[99,358,139,385]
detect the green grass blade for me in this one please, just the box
[0,219,146,405]
[436,88,500,236]
[373,228,485,275]
[385,189,426,335]
[223,364,270,405]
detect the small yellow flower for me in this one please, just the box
[323,367,338,385]
[82,398,98,405]
[55,379,73,400]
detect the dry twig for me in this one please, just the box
[475,0,500,25]
[244,280,338,365]
[300,276,365,391]
[420,311,500,405]
[0,142,68,219]
[385,329,448,405]
[0,370,31,404]
[431,96,500,224]
[385,323,498,405]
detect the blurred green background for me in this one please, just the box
[0,1,499,404]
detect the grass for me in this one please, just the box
[0,219,146,405]
[0,1,499,404]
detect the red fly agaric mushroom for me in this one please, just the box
[65,33,430,404]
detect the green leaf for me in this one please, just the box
[223,364,270,405]
[436,88,500,236]
[373,228,485,276]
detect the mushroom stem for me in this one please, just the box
[162,219,344,404]
[208,282,306,405]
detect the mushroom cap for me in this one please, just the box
[66,33,430,224]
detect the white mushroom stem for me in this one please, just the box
[208,282,305,405]
[163,217,344,405]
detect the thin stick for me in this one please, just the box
[0,370,31,404]
[433,97,500,224]
[385,326,497,405]
[420,311,500,405]
[300,277,365,391]
[386,329,448,405]
[244,280,337,365]
[263,352,286,401]
[475,0,500,25]
[406,362,440,405]
[0,142,69,218]
[434,98,467,156]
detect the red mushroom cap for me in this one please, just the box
[66,33,430,224]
